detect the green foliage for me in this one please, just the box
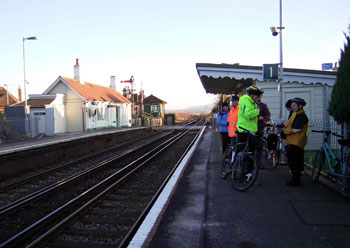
[329,24,350,124]
[212,94,231,113]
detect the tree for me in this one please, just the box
[329,24,350,132]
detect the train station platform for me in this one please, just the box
[130,126,350,248]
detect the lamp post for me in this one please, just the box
[23,36,37,136]
[270,0,284,121]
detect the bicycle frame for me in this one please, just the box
[320,141,341,177]
[317,131,347,179]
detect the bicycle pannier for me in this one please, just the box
[267,134,278,150]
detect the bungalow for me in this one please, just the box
[43,76,132,134]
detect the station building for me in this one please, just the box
[196,63,339,150]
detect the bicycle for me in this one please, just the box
[221,139,236,179]
[311,129,350,198]
[223,127,259,191]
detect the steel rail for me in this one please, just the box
[0,131,174,217]
[26,127,197,248]
[0,131,185,248]
[0,132,163,192]
[118,124,206,248]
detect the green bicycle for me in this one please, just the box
[312,130,350,198]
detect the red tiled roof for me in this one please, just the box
[143,94,167,104]
[61,77,130,104]
[0,86,19,107]
[12,98,55,108]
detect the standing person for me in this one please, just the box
[227,95,239,145]
[256,97,271,169]
[217,102,230,153]
[236,86,263,155]
[283,98,308,186]
[285,99,293,120]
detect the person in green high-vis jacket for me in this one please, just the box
[236,86,264,156]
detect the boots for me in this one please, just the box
[286,172,301,186]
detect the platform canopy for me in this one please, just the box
[196,63,337,95]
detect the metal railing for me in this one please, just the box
[306,119,343,151]
[0,116,40,144]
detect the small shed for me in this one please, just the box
[143,94,167,126]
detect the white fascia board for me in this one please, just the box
[197,66,336,86]
[197,66,263,80]
[43,76,87,101]
[282,71,336,86]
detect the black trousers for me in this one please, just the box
[220,132,230,153]
[236,132,256,155]
[286,145,304,180]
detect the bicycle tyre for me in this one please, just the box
[312,150,324,182]
[221,147,232,179]
[221,156,231,179]
[271,148,280,167]
[231,153,258,191]
[336,165,350,198]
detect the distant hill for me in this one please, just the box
[167,104,214,113]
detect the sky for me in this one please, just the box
[1,0,349,110]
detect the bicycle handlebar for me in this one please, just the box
[311,129,344,138]
[238,126,256,136]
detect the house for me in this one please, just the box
[0,86,19,116]
[143,94,167,126]
[43,76,132,133]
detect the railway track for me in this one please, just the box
[0,130,171,208]
[0,123,205,247]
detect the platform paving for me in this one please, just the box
[138,126,350,248]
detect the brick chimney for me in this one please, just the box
[18,86,22,102]
[110,76,116,90]
[74,58,80,81]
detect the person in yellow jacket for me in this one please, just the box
[227,95,239,145]
[283,98,308,186]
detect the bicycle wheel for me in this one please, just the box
[336,165,350,198]
[231,153,258,191]
[272,149,280,167]
[221,147,232,179]
[312,150,324,182]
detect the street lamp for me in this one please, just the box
[23,36,37,135]
[270,0,284,121]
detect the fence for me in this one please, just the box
[306,119,343,151]
[0,116,40,144]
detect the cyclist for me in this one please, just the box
[285,99,293,120]
[217,101,230,153]
[236,86,263,159]
[227,95,239,145]
[283,97,308,186]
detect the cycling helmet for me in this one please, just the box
[246,85,264,96]
[285,99,292,108]
[291,97,306,106]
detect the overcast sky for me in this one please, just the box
[1,0,349,109]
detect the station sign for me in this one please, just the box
[263,64,279,81]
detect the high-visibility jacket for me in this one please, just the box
[236,94,260,133]
[227,105,239,137]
